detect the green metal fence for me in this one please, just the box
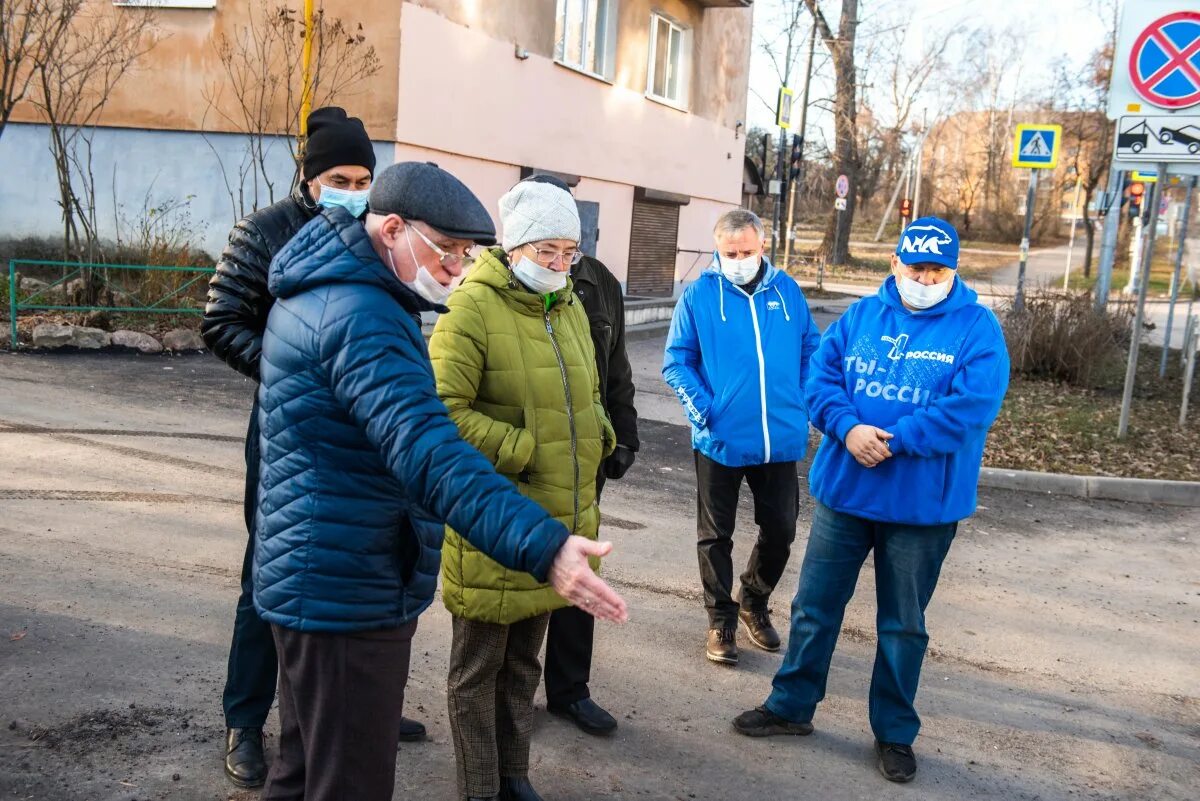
[7,260,215,348]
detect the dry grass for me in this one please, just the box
[985,345,1200,481]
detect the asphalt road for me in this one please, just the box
[1,348,1197,801]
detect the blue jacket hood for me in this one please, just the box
[269,206,446,314]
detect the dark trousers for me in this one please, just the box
[765,502,957,745]
[262,621,417,801]
[542,473,604,706]
[448,614,550,799]
[694,451,799,629]
[222,397,278,729]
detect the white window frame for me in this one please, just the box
[646,12,689,109]
[554,0,618,82]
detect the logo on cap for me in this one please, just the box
[899,224,953,256]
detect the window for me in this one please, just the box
[555,0,617,81]
[647,13,688,107]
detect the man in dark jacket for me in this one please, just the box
[255,161,627,801]
[521,175,639,736]
[200,107,412,788]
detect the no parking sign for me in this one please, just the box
[1110,2,1200,176]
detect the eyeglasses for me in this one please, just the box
[525,244,583,267]
[408,221,475,267]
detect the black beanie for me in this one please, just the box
[302,106,376,180]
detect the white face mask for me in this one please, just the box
[512,256,569,294]
[895,273,954,309]
[386,236,454,305]
[718,253,760,286]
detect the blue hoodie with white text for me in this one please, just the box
[806,275,1009,526]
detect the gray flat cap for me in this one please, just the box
[368,161,497,245]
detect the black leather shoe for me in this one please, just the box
[467,797,499,801]
[876,740,917,782]
[499,776,544,801]
[397,716,426,743]
[732,706,814,737]
[706,627,738,664]
[224,727,266,788]
[548,697,618,736]
[739,608,781,651]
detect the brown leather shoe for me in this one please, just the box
[739,608,781,651]
[705,627,738,664]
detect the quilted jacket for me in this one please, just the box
[254,208,571,633]
[202,184,317,380]
[429,249,616,624]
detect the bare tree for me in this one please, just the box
[0,0,78,142]
[28,2,157,264]
[804,0,859,265]
[202,3,381,221]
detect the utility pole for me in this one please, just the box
[1063,170,1083,289]
[1015,169,1039,312]
[1119,163,1168,439]
[781,23,817,273]
[1095,167,1124,312]
[1161,175,1196,377]
[911,108,928,220]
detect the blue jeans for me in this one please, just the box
[764,502,957,745]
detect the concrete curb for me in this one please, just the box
[979,467,1200,507]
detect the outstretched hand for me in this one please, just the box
[845,424,894,468]
[548,536,629,623]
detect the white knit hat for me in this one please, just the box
[498,181,581,253]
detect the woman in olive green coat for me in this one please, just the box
[429,179,614,801]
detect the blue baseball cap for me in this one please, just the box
[895,216,959,270]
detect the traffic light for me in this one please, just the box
[1129,182,1145,218]
[789,134,803,180]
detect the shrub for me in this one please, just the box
[1000,289,1133,387]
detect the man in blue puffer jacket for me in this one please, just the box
[663,208,821,666]
[733,217,1009,786]
[254,161,628,801]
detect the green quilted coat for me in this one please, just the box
[430,249,616,624]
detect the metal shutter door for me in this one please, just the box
[626,200,679,297]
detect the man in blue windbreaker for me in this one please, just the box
[663,209,821,666]
[732,216,1009,785]
[253,162,628,801]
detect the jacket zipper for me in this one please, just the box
[739,284,771,462]
[544,309,580,534]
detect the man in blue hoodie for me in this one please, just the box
[731,217,1009,785]
[254,162,628,801]
[663,209,821,666]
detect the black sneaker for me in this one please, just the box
[875,740,917,783]
[738,608,781,651]
[705,628,738,664]
[732,706,814,737]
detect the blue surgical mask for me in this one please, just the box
[317,182,369,218]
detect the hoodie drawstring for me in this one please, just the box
[718,273,727,322]
[774,285,791,321]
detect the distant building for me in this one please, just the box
[1,0,754,297]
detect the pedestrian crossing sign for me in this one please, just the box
[1012,123,1062,169]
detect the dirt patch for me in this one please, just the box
[20,705,192,759]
